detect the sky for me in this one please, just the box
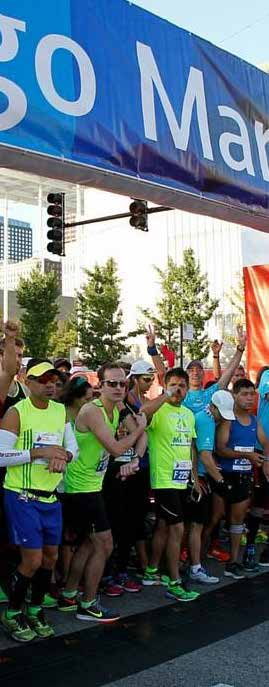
[9,0,269,253]
[131,0,269,66]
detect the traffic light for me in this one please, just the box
[129,199,148,231]
[47,193,65,255]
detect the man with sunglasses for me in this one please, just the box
[62,362,146,623]
[0,359,78,642]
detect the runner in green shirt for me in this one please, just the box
[0,359,78,643]
[141,367,200,602]
[61,362,146,624]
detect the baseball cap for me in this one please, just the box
[127,360,156,378]
[211,390,235,420]
[26,361,60,378]
[54,358,71,371]
[186,359,204,371]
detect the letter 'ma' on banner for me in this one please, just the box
[242,230,269,380]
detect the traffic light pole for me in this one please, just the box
[64,205,173,229]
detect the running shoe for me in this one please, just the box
[27,609,55,638]
[58,594,78,611]
[0,585,8,604]
[76,596,120,623]
[166,582,199,602]
[259,548,269,567]
[42,593,58,608]
[1,611,36,643]
[160,575,182,587]
[207,547,230,563]
[190,566,219,584]
[102,578,124,597]
[255,530,268,544]
[224,562,245,579]
[243,547,260,573]
[116,574,141,593]
[142,567,160,586]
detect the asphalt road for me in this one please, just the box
[0,570,268,687]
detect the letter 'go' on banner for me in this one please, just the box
[242,229,269,381]
[0,0,269,230]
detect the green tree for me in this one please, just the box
[16,266,59,357]
[139,249,219,360]
[49,315,77,358]
[76,258,130,368]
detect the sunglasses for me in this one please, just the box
[141,375,154,383]
[29,372,59,384]
[103,380,126,388]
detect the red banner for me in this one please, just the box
[244,264,269,381]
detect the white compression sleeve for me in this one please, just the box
[63,423,79,461]
[0,430,30,467]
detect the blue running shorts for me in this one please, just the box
[4,490,62,549]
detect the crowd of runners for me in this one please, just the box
[0,321,268,643]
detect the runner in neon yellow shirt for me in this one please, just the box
[141,367,200,602]
[62,362,146,624]
[0,359,78,642]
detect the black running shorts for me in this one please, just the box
[210,472,253,504]
[154,488,187,525]
[61,491,110,543]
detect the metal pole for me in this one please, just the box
[3,196,8,322]
[64,205,173,229]
[180,322,184,368]
[38,184,44,274]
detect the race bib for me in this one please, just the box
[114,447,135,463]
[33,432,61,465]
[172,460,192,484]
[96,451,110,474]
[233,446,253,472]
[233,458,252,472]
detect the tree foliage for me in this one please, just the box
[139,249,219,359]
[76,258,130,369]
[16,266,59,357]
[49,315,77,359]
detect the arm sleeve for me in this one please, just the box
[0,430,30,467]
[63,423,79,461]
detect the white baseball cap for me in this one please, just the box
[127,360,156,378]
[211,390,235,420]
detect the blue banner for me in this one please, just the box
[0,0,269,230]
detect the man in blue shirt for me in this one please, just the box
[189,390,235,585]
[146,325,247,415]
[244,368,269,568]
[208,379,269,579]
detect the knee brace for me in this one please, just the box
[230,524,245,535]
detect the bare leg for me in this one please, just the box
[149,519,168,569]
[230,499,250,563]
[83,530,113,603]
[166,523,184,580]
[65,538,92,592]
[189,523,203,566]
